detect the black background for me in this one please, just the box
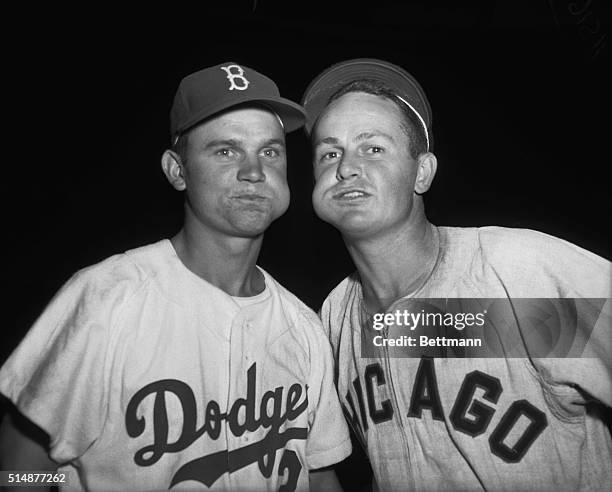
[3,0,611,488]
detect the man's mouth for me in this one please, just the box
[333,189,371,200]
[232,194,268,201]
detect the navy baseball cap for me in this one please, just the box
[301,58,433,150]
[170,62,306,143]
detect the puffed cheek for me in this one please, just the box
[270,178,290,210]
[279,186,290,210]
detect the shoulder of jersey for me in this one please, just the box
[70,240,165,294]
[476,226,606,264]
[321,273,359,311]
[260,268,325,328]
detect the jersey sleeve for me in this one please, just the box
[0,264,131,463]
[300,308,352,470]
[318,276,353,361]
[531,298,612,408]
[479,228,612,408]
[318,297,336,351]
[477,227,611,298]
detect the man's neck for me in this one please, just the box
[345,214,439,314]
[171,226,265,298]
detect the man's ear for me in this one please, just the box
[161,150,186,191]
[414,152,438,195]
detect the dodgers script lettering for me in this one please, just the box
[125,363,308,488]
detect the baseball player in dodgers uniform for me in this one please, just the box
[0,63,351,491]
[301,59,611,491]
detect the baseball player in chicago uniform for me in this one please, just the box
[0,62,351,491]
[301,58,611,491]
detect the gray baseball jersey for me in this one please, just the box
[1,240,351,491]
[320,227,611,491]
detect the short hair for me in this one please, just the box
[326,79,428,159]
[172,131,190,164]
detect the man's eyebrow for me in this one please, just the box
[313,132,395,148]
[203,138,285,150]
[354,131,395,143]
[313,136,340,148]
[264,138,286,147]
[204,139,240,150]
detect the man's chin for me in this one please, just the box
[325,214,378,239]
[228,211,278,238]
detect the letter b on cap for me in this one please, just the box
[221,64,250,91]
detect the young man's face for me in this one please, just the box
[177,107,290,239]
[311,92,421,239]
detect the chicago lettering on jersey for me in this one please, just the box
[344,358,548,463]
[125,362,308,488]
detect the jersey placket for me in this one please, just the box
[225,303,262,488]
[354,295,417,490]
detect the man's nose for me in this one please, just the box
[336,154,362,181]
[237,156,265,182]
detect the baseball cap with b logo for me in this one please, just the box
[170,62,306,144]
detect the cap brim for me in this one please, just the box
[301,58,432,137]
[175,95,306,139]
[258,97,306,133]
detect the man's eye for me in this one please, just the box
[366,146,384,154]
[321,151,339,161]
[216,148,234,157]
[262,148,280,158]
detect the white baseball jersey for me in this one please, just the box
[0,240,351,491]
[320,227,612,491]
